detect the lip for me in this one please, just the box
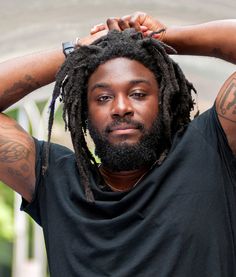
[108,124,140,136]
[109,124,138,132]
[111,128,138,135]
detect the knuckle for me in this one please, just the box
[118,18,125,25]
[106,18,112,24]
[122,15,131,20]
[106,17,118,25]
[129,20,136,26]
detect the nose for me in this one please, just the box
[111,94,134,118]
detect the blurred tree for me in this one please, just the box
[0,182,14,240]
[0,181,14,277]
[0,109,17,276]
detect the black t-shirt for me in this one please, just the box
[21,106,236,277]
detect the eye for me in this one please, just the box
[97,95,112,103]
[130,90,147,99]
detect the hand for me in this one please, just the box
[77,29,108,46]
[90,12,166,41]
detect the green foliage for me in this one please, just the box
[0,182,14,241]
[54,102,64,123]
[0,239,12,267]
[36,100,48,114]
[5,109,18,120]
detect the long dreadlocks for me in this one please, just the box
[43,29,196,202]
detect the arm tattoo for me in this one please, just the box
[2,74,40,98]
[0,139,30,163]
[0,122,26,132]
[0,119,33,186]
[212,48,235,62]
[218,78,236,123]
[7,166,30,182]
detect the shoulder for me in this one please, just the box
[215,71,236,154]
[34,138,75,172]
[34,138,74,156]
[173,107,224,151]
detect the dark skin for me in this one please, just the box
[87,58,159,145]
[0,13,236,202]
[87,57,159,191]
[92,12,236,154]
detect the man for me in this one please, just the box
[0,12,236,276]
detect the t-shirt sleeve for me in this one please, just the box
[20,138,76,226]
[193,104,236,180]
[213,103,236,174]
[20,138,45,226]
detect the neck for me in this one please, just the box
[99,164,152,192]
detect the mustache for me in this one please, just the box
[105,118,144,133]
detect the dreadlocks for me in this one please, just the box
[44,29,196,202]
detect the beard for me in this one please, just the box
[87,115,166,172]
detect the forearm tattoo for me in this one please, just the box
[2,74,40,98]
[212,48,235,63]
[0,139,30,163]
[7,166,30,182]
[217,78,236,123]
[0,122,32,180]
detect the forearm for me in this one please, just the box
[0,48,65,111]
[164,20,236,64]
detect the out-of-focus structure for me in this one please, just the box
[12,99,60,277]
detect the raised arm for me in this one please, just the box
[0,29,107,112]
[0,49,65,202]
[93,12,236,63]
[164,19,236,64]
[0,49,65,112]
[159,17,236,154]
[0,30,107,202]
[163,18,236,154]
[0,50,65,202]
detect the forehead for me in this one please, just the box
[87,57,158,87]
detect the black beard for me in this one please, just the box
[88,116,166,172]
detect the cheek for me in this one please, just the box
[88,104,110,131]
[140,98,159,128]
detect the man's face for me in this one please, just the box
[87,57,162,171]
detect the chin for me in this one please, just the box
[108,136,142,146]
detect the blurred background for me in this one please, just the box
[0,0,235,276]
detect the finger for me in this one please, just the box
[121,15,131,21]
[140,26,148,32]
[90,24,107,35]
[120,15,131,27]
[143,30,163,40]
[142,30,152,37]
[106,17,121,31]
[118,18,130,30]
[140,30,150,38]
[129,17,141,31]
[92,29,108,41]
[129,12,147,31]
[79,29,108,46]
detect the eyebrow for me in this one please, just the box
[90,83,110,92]
[90,79,152,92]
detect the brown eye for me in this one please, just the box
[97,95,112,102]
[130,91,147,99]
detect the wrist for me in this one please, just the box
[158,27,167,42]
[150,21,167,42]
[163,26,187,52]
[62,36,82,57]
[62,41,75,57]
